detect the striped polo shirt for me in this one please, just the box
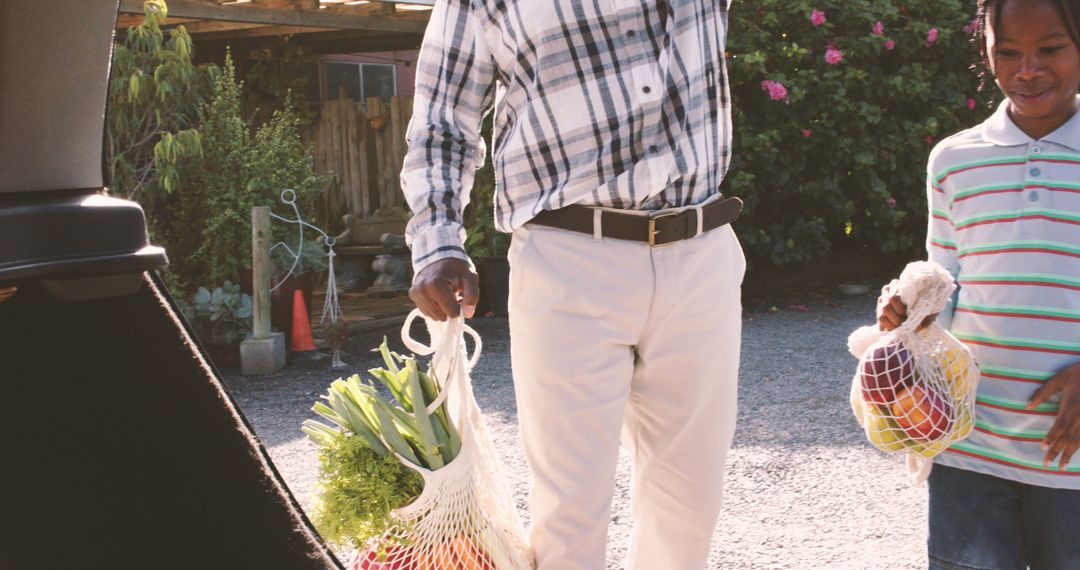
[928,97,1080,489]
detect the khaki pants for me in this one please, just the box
[507,218,745,570]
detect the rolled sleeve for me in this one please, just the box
[400,0,496,276]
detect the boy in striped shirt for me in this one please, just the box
[879,0,1080,567]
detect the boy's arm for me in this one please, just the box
[926,156,961,329]
[401,0,496,277]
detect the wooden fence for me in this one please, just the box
[307,95,414,227]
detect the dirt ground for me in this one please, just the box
[222,282,931,569]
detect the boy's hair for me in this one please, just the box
[974,0,1080,93]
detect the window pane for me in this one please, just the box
[325,62,360,102]
[361,64,395,102]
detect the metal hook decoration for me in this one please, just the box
[269,189,336,292]
[267,189,346,367]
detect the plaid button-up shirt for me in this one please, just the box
[401,0,733,273]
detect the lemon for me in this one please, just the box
[865,405,910,452]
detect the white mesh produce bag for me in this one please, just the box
[350,310,533,570]
[848,261,979,482]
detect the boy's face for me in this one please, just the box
[987,0,1080,139]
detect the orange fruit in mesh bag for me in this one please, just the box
[416,537,495,570]
[890,385,953,442]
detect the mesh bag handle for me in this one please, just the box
[402,308,482,415]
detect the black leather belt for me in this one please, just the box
[528,196,743,246]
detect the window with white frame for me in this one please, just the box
[324,61,397,105]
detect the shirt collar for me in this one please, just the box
[981,96,1080,151]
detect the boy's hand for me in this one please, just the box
[1028,361,1080,470]
[877,294,938,332]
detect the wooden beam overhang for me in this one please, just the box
[117,0,430,34]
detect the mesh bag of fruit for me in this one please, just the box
[847,261,979,482]
[303,310,533,569]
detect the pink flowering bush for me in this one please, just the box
[725,0,992,266]
[761,79,789,101]
[926,27,939,46]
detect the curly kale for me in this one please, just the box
[311,433,424,550]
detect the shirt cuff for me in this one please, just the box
[406,222,472,278]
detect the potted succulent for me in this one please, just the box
[179,280,254,366]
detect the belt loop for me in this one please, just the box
[593,209,603,241]
[690,203,705,238]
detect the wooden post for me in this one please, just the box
[252,207,272,340]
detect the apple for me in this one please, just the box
[864,404,909,452]
[861,343,915,405]
[890,385,953,441]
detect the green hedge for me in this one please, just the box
[725,0,993,267]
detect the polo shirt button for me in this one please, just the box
[1031,145,1043,155]
[627,30,636,38]
[1029,190,1040,202]
[1030,167,1041,177]
[648,145,658,154]
[642,86,652,94]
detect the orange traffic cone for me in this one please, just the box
[290,289,316,352]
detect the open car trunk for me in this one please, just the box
[0,2,340,568]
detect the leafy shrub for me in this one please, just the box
[106,0,215,215]
[163,53,328,291]
[725,0,993,266]
[462,114,509,258]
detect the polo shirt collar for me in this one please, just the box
[982,96,1080,151]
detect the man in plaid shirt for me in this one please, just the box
[403,2,745,567]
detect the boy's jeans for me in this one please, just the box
[928,463,1080,570]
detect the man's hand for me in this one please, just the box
[877,294,938,332]
[1028,361,1080,470]
[409,258,479,321]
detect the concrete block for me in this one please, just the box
[240,332,286,376]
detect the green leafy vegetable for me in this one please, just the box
[302,337,461,549]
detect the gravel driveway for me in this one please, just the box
[223,287,928,570]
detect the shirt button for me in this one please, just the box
[1031,145,1043,155]
[1029,190,1040,202]
[1030,167,1041,177]
[642,86,652,94]
[648,145,658,154]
